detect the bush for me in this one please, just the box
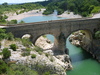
[21,38,32,47]
[21,52,30,57]
[43,72,50,75]
[21,48,31,56]
[10,44,17,51]
[7,32,14,40]
[0,60,8,74]
[31,54,36,58]
[34,46,43,52]
[2,48,11,59]
[7,19,17,24]
[19,20,25,24]
[0,33,8,40]
[9,64,39,75]
[0,28,14,40]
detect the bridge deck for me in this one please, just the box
[0,18,99,27]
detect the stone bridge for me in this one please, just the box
[3,18,100,59]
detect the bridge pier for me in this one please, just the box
[53,32,66,55]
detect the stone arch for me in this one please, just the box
[32,34,55,50]
[66,29,93,52]
[31,33,55,45]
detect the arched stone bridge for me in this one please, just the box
[4,18,100,57]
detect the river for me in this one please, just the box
[19,15,100,75]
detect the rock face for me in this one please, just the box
[69,31,84,46]
[0,36,72,75]
[69,31,100,62]
[35,36,53,50]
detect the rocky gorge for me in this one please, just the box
[0,36,72,75]
[69,31,100,62]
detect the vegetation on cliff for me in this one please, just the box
[43,0,100,17]
[0,2,43,24]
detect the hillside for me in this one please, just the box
[0,2,43,24]
[43,0,100,17]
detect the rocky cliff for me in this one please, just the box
[0,36,72,75]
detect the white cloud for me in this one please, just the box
[0,0,45,3]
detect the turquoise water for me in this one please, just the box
[47,35,100,75]
[20,16,100,75]
[19,15,65,23]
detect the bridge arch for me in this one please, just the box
[34,34,55,50]
[30,33,55,45]
[66,29,93,53]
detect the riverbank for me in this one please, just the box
[92,13,100,18]
[58,11,82,18]
[6,9,100,21]
[6,9,45,21]
[6,10,83,21]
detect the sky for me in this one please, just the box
[0,0,45,3]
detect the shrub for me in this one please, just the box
[2,48,11,59]
[43,72,50,75]
[7,32,14,40]
[0,28,14,40]
[21,52,30,57]
[9,64,39,75]
[19,20,25,24]
[0,60,8,74]
[0,33,8,40]
[31,54,36,58]
[34,46,43,52]
[21,48,31,57]
[10,44,17,51]
[21,38,32,47]
[7,19,17,24]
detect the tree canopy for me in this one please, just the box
[43,0,100,17]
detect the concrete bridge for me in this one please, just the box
[3,18,100,58]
